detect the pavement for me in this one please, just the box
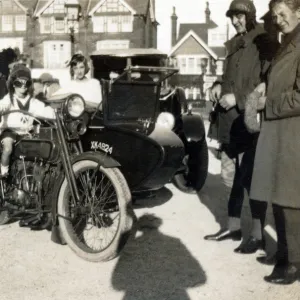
[0,120,299,300]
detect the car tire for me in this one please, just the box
[173,138,208,194]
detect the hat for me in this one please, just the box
[7,64,31,88]
[226,0,256,18]
[10,64,31,81]
[39,72,54,83]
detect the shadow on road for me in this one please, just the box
[111,214,207,300]
[197,172,228,231]
[132,187,173,209]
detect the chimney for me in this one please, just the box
[205,1,211,24]
[171,6,178,47]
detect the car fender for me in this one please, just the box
[71,151,121,168]
[181,112,206,143]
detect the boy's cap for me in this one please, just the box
[10,64,31,81]
[7,64,32,89]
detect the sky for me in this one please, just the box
[155,0,269,53]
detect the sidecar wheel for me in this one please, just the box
[173,138,208,194]
[57,156,135,262]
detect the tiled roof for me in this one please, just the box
[178,21,218,43]
[211,47,226,58]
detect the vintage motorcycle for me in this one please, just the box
[0,94,135,262]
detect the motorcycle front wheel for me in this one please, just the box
[57,154,135,262]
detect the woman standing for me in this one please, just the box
[250,0,300,285]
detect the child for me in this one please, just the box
[0,64,55,176]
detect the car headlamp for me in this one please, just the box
[156,112,175,130]
[65,94,85,119]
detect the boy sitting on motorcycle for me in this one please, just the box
[0,65,55,176]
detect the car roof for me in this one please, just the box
[90,48,168,58]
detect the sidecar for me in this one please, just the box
[80,49,208,194]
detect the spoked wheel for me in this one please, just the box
[57,155,135,262]
[0,182,11,225]
[173,138,208,194]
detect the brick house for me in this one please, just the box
[168,2,227,101]
[0,0,158,68]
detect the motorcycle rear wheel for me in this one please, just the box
[57,155,135,262]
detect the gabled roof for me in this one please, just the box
[211,47,226,59]
[89,0,149,16]
[18,0,39,11]
[34,0,52,16]
[8,0,28,12]
[177,21,218,44]
[169,30,219,60]
[89,0,136,16]
[35,0,83,17]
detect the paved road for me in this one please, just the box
[0,126,299,300]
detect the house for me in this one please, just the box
[168,2,227,101]
[0,0,158,68]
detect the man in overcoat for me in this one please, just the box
[204,0,278,253]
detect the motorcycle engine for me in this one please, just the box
[5,161,37,208]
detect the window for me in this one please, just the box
[120,15,132,32]
[93,15,132,33]
[97,0,128,13]
[0,37,23,52]
[44,41,71,68]
[54,18,65,33]
[15,15,26,31]
[178,56,209,75]
[96,40,129,50]
[93,16,105,32]
[2,15,12,32]
[41,17,52,33]
[107,16,119,32]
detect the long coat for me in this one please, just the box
[250,24,300,208]
[214,24,277,150]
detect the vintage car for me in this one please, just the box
[79,48,208,194]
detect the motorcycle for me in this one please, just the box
[0,94,135,262]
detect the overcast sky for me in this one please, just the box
[156,0,269,53]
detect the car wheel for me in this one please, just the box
[173,138,208,194]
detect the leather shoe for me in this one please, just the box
[234,236,263,254]
[264,263,299,285]
[204,229,242,241]
[257,254,276,265]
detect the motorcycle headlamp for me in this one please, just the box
[65,94,85,119]
[156,112,175,130]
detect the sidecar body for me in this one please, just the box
[80,49,208,193]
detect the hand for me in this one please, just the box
[257,96,266,111]
[209,84,222,103]
[219,93,236,110]
[254,82,266,96]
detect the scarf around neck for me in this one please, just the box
[13,94,31,111]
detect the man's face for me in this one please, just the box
[271,2,300,34]
[231,13,247,34]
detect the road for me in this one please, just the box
[0,124,299,300]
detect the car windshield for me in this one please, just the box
[106,82,158,120]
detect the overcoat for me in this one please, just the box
[250,24,300,208]
[213,24,277,154]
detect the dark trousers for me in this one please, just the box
[273,204,300,265]
[227,147,257,218]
